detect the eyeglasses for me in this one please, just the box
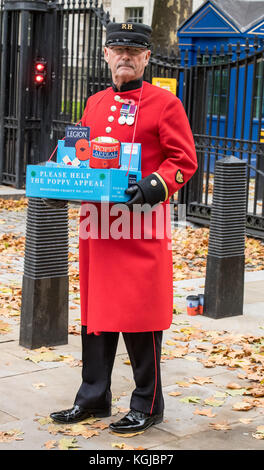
[108,46,145,56]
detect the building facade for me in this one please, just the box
[102,0,207,26]
[102,0,154,25]
[178,0,264,60]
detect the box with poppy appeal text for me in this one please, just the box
[25,134,142,203]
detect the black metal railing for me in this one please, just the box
[186,40,264,237]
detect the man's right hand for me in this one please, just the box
[42,198,68,209]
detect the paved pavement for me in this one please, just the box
[0,189,264,451]
[0,185,25,200]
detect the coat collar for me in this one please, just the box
[111,77,143,92]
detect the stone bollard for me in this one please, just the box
[19,198,69,349]
[204,156,247,319]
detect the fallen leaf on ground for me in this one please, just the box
[180,396,201,404]
[239,418,253,424]
[25,350,63,364]
[47,420,100,438]
[168,391,182,397]
[214,391,227,398]
[227,382,243,390]
[110,431,145,438]
[225,388,247,396]
[0,320,11,334]
[90,422,109,430]
[68,325,81,335]
[58,437,80,450]
[63,424,99,439]
[175,381,190,387]
[171,347,189,358]
[32,383,46,389]
[204,398,225,407]
[189,376,213,385]
[209,421,231,431]
[252,425,264,440]
[246,386,264,398]
[117,407,130,414]
[47,424,68,435]
[232,402,254,411]
[237,373,247,380]
[0,429,24,442]
[193,408,216,418]
[72,416,99,425]
[185,356,197,361]
[111,442,135,450]
[201,360,216,368]
[35,416,53,426]
[44,440,57,450]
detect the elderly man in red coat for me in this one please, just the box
[50,22,197,433]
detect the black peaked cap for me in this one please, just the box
[105,22,152,48]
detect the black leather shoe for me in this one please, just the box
[50,404,111,424]
[109,409,163,434]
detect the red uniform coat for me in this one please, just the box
[79,81,197,333]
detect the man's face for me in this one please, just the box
[104,46,151,85]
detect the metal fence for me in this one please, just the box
[186,41,264,238]
[0,0,264,238]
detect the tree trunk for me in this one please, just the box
[151,0,193,50]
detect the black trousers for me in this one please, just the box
[74,326,164,415]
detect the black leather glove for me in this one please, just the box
[124,185,145,210]
[42,198,68,209]
[125,173,167,211]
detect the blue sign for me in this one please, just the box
[64,126,90,147]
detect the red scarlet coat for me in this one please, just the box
[79,81,197,333]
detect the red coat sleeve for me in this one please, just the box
[155,97,198,199]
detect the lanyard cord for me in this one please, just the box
[126,82,143,176]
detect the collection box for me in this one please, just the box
[26,136,142,203]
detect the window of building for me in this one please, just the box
[202,55,228,117]
[253,60,264,119]
[125,7,144,23]
[207,69,228,116]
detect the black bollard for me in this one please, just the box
[204,156,247,319]
[19,198,69,349]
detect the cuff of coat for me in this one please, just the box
[136,173,168,206]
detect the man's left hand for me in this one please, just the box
[125,185,145,210]
[125,173,167,211]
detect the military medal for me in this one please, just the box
[118,103,137,126]
[118,104,129,125]
[118,115,126,125]
[126,105,137,126]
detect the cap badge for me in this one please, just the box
[121,23,133,30]
[176,170,184,184]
